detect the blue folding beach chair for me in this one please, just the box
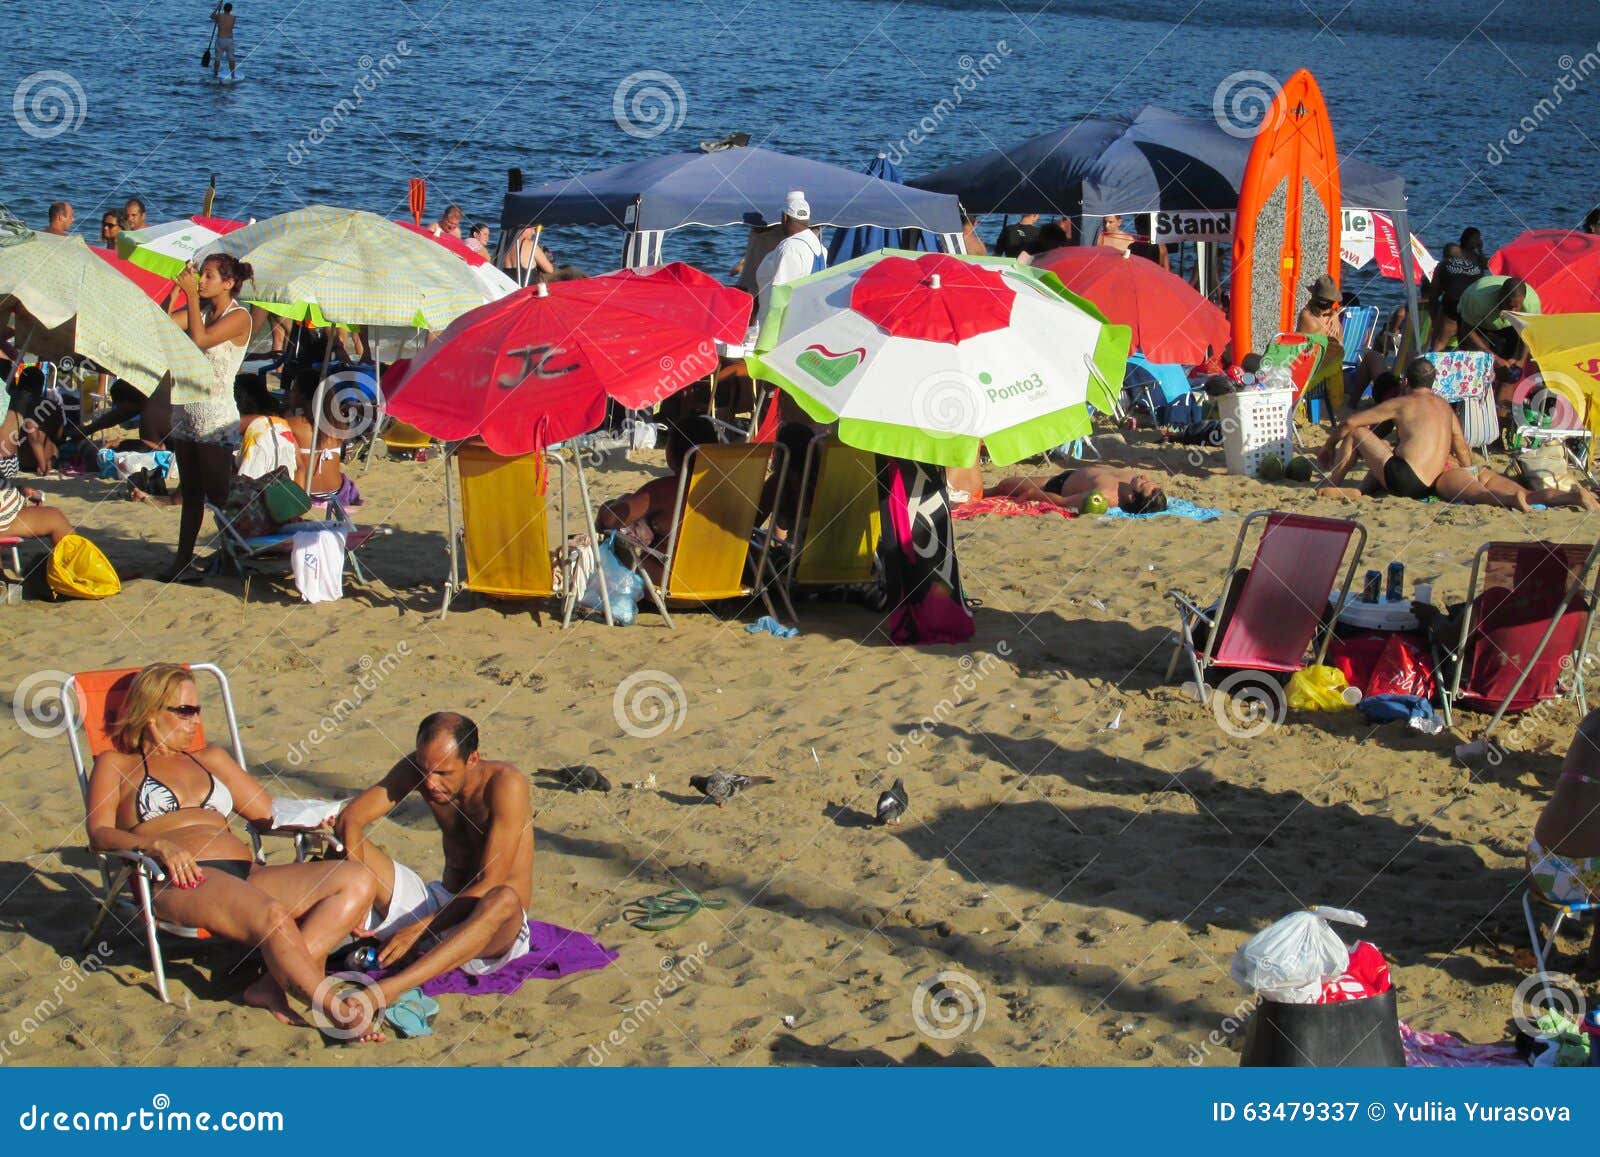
[1339,305,1380,370]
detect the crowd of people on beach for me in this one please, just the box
[9,166,1600,1045]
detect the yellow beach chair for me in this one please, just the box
[641,441,794,627]
[441,439,587,626]
[790,437,881,591]
[380,419,432,460]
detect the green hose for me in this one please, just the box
[624,888,726,931]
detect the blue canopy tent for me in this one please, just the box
[500,145,964,269]
[911,105,1420,346]
[827,153,939,265]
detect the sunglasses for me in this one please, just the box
[101,221,117,230]
[165,704,202,718]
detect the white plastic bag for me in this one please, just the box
[1230,906,1368,1004]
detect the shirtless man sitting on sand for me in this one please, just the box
[992,463,1168,514]
[335,712,534,1016]
[1319,357,1598,511]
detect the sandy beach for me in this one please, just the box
[0,438,1586,1067]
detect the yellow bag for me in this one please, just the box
[46,534,121,599]
[1286,664,1354,711]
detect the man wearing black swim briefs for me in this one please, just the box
[1319,359,1600,511]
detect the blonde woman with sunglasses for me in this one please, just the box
[85,663,382,1040]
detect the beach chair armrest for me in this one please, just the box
[1168,590,1213,627]
[108,848,167,883]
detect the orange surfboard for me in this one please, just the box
[1230,70,1341,360]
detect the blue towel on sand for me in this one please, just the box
[746,615,798,638]
[1102,497,1223,522]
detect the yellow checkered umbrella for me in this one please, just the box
[200,205,487,329]
[0,229,212,402]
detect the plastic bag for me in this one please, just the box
[1231,906,1368,1003]
[1286,664,1355,710]
[578,533,643,624]
[46,534,121,600]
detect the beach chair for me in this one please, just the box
[1434,540,1600,739]
[1522,884,1599,1013]
[207,477,391,596]
[379,419,432,460]
[441,439,592,627]
[1424,350,1497,459]
[787,437,881,594]
[1339,305,1380,370]
[1166,510,1368,704]
[60,664,312,1003]
[631,441,794,627]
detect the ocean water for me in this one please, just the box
[7,0,1600,284]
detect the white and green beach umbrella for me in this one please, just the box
[746,250,1131,467]
[0,231,212,402]
[198,205,487,329]
[117,216,246,280]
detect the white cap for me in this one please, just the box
[783,190,810,221]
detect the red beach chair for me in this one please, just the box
[1436,540,1600,739]
[1167,510,1367,704]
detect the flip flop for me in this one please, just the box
[383,988,439,1038]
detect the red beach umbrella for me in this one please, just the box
[385,262,750,455]
[1030,246,1228,365]
[1489,230,1600,314]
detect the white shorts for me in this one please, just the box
[371,860,531,976]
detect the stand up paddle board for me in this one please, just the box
[1230,69,1341,359]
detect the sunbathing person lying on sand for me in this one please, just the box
[335,712,534,1020]
[85,663,382,1039]
[1530,708,1600,972]
[991,463,1168,513]
[1317,357,1598,511]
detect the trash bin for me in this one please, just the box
[1239,987,1404,1067]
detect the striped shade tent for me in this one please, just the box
[198,205,489,329]
[746,250,1130,467]
[0,231,212,402]
[117,215,248,280]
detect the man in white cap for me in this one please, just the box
[754,190,827,325]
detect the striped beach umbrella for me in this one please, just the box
[199,205,488,329]
[117,215,247,280]
[746,250,1131,467]
[0,231,212,401]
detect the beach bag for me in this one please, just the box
[1231,907,1367,1004]
[1286,664,1354,711]
[45,534,121,599]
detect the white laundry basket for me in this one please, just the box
[1217,387,1295,476]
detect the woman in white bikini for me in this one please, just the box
[85,663,382,1039]
[166,254,253,582]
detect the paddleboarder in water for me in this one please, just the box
[210,3,237,80]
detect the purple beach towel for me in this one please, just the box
[377,920,618,997]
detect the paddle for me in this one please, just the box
[201,1,219,67]
[201,172,217,216]
[407,178,426,226]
